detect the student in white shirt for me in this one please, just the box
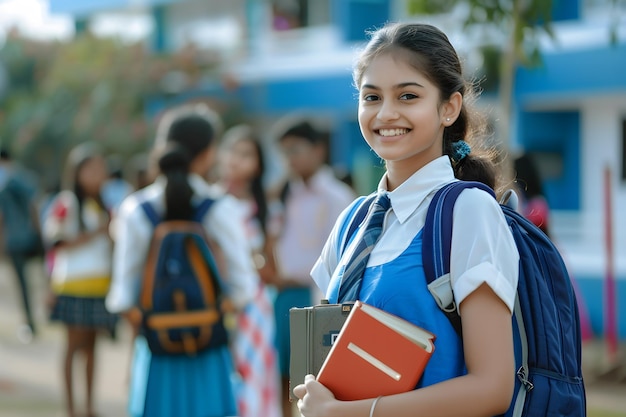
[217,124,282,417]
[44,143,118,417]
[267,119,355,417]
[106,104,258,417]
[294,22,520,417]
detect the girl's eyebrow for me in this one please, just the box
[361,82,425,90]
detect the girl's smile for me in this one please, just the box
[376,128,411,137]
[357,49,460,188]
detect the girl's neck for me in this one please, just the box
[385,164,418,191]
[298,166,319,185]
[82,189,101,200]
[385,152,442,191]
[224,179,251,199]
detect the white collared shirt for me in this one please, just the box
[105,174,259,313]
[311,156,519,313]
[270,166,356,287]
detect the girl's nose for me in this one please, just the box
[377,100,399,122]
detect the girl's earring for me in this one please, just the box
[446,117,451,122]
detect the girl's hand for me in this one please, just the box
[294,374,337,417]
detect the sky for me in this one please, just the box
[0,0,158,46]
[0,0,73,42]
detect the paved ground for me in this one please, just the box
[0,258,624,417]
[0,259,129,417]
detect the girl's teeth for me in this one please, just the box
[379,129,408,137]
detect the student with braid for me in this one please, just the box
[106,105,258,417]
[294,22,519,417]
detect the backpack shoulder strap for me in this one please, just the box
[422,180,496,336]
[140,201,161,227]
[340,193,377,255]
[140,198,216,227]
[192,198,216,223]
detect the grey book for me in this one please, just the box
[289,300,354,400]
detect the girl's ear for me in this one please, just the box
[442,92,463,126]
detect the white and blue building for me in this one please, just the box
[50,0,626,339]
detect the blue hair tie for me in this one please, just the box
[451,140,471,162]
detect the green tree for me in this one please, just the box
[408,0,623,180]
[0,31,219,191]
[407,0,556,180]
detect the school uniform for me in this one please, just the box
[311,156,519,387]
[106,174,258,417]
[270,166,355,377]
[228,196,281,417]
[44,191,117,334]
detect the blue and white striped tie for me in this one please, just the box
[337,193,391,302]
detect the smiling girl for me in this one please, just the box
[294,23,520,417]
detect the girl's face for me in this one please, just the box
[77,155,108,196]
[219,139,260,183]
[358,51,454,178]
[279,135,324,181]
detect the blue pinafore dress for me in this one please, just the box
[327,228,466,388]
[128,337,238,417]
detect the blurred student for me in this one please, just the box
[0,148,43,343]
[43,143,118,417]
[514,153,550,236]
[268,119,355,417]
[101,153,134,213]
[106,105,258,417]
[217,124,282,417]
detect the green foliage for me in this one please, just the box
[608,0,625,45]
[406,0,554,67]
[0,32,218,191]
[476,45,501,92]
[407,0,458,15]
[589,410,626,417]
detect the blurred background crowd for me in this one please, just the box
[0,0,625,416]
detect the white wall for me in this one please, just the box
[581,96,626,213]
[553,95,626,279]
[165,0,247,55]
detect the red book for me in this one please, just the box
[316,300,436,401]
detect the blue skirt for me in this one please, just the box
[273,287,312,377]
[128,337,238,417]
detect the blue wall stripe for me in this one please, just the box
[576,276,626,339]
[516,111,580,210]
[49,0,178,16]
[516,42,626,102]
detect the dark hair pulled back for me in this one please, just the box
[353,22,498,189]
[156,105,221,220]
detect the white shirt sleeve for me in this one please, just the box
[106,190,259,313]
[106,193,151,313]
[203,195,259,310]
[450,188,519,314]
[41,191,79,246]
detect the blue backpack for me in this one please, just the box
[136,199,229,356]
[344,181,586,416]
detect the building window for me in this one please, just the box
[272,0,330,31]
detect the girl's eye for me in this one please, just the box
[400,93,418,100]
[362,94,379,102]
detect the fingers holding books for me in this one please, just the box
[294,374,337,417]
